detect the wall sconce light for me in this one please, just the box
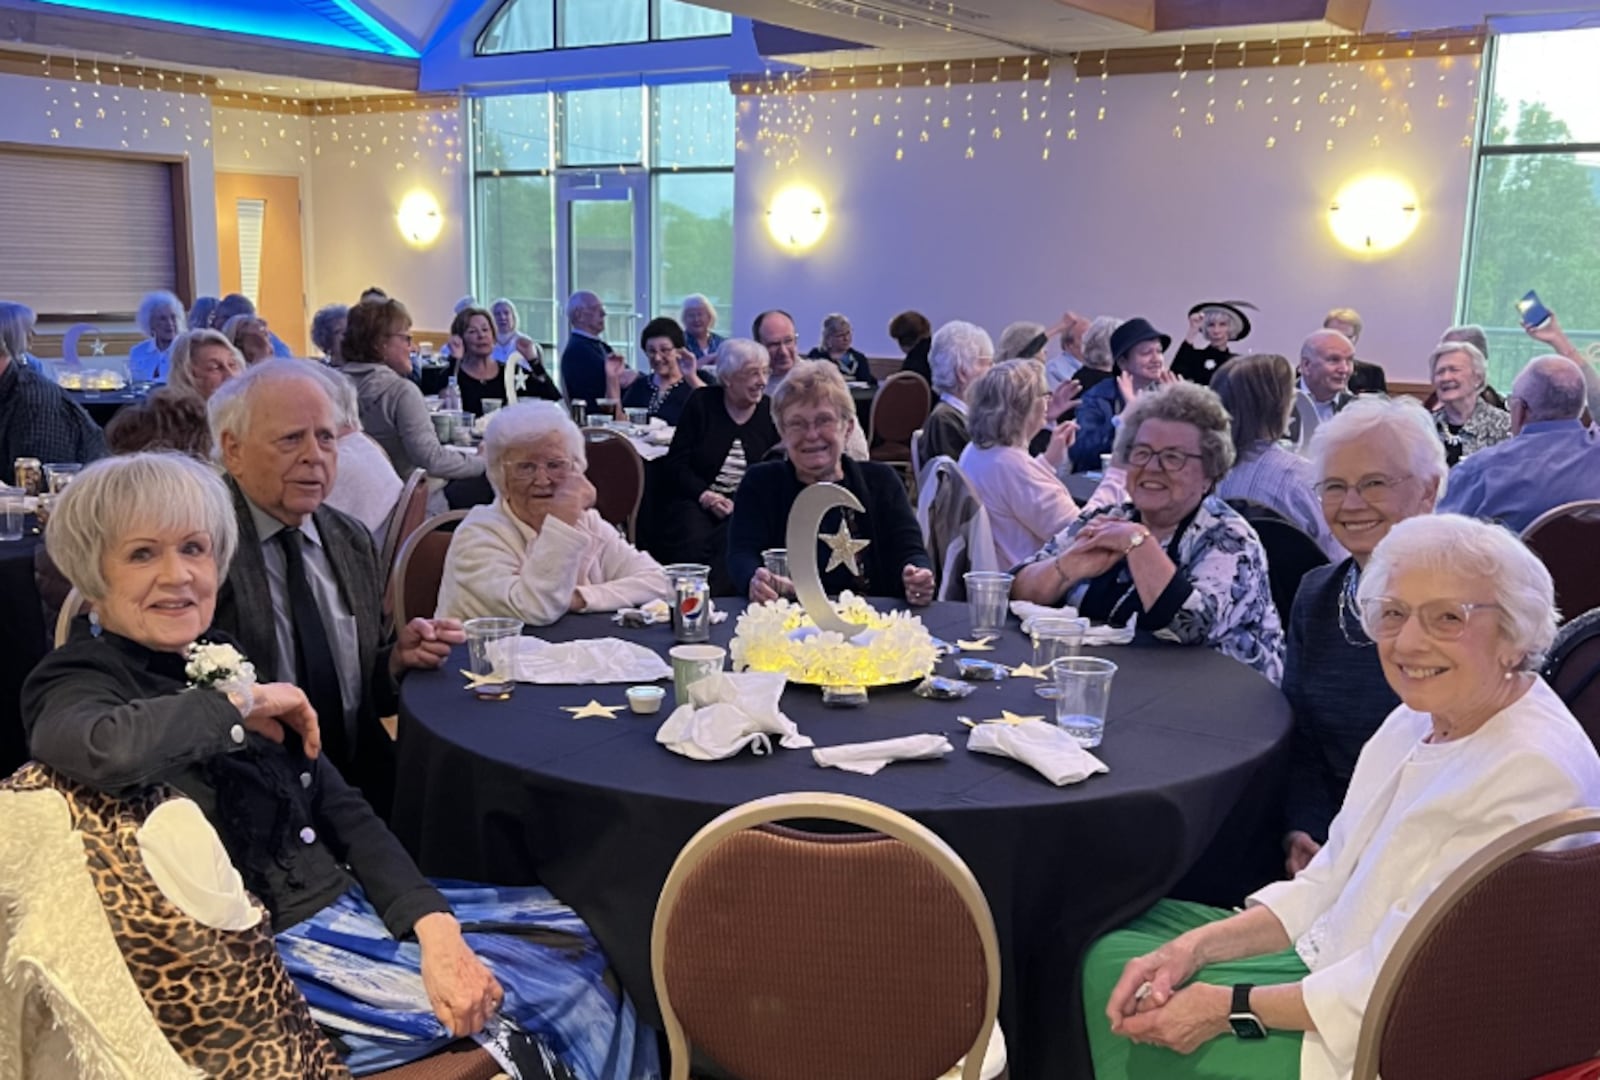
[766,184,828,251]
[397,189,443,247]
[1328,175,1419,255]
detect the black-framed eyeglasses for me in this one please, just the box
[1126,445,1204,472]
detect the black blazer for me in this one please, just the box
[660,387,781,505]
[726,457,932,599]
[560,334,611,413]
[211,477,400,815]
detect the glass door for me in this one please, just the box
[556,169,649,368]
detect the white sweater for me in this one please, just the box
[434,498,671,626]
[1249,677,1600,1080]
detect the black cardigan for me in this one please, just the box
[22,627,449,939]
[660,386,780,504]
[726,457,932,599]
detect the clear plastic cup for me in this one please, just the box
[43,463,84,494]
[482,398,503,414]
[1031,616,1089,698]
[1052,656,1118,747]
[0,486,25,542]
[963,571,1015,636]
[464,617,522,700]
[625,407,650,428]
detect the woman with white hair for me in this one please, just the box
[680,294,725,362]
[1429,340,1510,467]
[1075,315,1123,395]
[297,361,403,541]
[166,328,246,401]
[916,320,995,465]
[657,338,781,590]
[1085,514,1600,1080]
[129,290,186,382]
[0,300,44,373]
[435,402,669,625]
[806,312,876,388]
[1281,397,1446,874]
[488,297,545,369]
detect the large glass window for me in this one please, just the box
[1461,28,1600,391]
[478,0,729,55]
[561,87,645,167]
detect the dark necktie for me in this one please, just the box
[276,528,351,767]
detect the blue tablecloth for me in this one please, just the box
[391,601,1291,1080]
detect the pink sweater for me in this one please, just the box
[959,443,1085,567]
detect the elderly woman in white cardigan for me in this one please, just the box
[435,401,671,625]
[1082,513,1600,1080]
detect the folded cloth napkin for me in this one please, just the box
[967,719,1108,785]
[812,734,954,776]
[656,672,815,760]
[513,636,671,684]
[1008,601,1137,645]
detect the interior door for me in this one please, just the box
[215,171,307,355]
[556,169,648,366]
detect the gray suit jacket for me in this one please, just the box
[213,476,400,814]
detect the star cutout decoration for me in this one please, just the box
[820,521,871,575]
[980,709,1047,726]
[561,699,625,720]
[514,366,530,392]
[955,635,996,652]
[460,668,504,690]
[89,338,107,356]
[1009,662,1050,679]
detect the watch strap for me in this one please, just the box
[1231,983,1254,1015]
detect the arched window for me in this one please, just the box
[477,0,731,55]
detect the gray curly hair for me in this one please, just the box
[1111,381,1235,481]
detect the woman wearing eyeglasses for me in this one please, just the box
[1083,513,1600,1080]
[728,360,934,604]
[1280,397,1446,875]
[1012,382,1284,684]
[435,401,670,625]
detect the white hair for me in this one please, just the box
[1308,396,1448,501]
[453,295,478,314]
[482,401,587,496]
[1358,514,1558,670]
[1429,340,1489,391]
[207,358,335,450]
[289,359,362,432]
[46,452,238,601]
[995,321,1047,362]
[136,291,187,337]
[715,338,769,383]
[566,291,599,321]
[929,320,995,396]
[681,294,718,325]
[0,302,36,362]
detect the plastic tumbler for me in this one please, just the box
[1030,616,1089,698]
[625,407,650,428]
[464,617,522,700]
[0,486,25,542]
[1052,656,1118,747]
[669,644,726,707]
[963,571,1015,637]
[43,463,84,494]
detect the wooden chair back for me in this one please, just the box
[392,510,467,627]
[584,430,646,542]
[1522,500,1600,621]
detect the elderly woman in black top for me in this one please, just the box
[1281,396,1445,874]
[729,359,935,604]
[21,452,653,1078]
[806,312,876,387]
[611,316,700,426]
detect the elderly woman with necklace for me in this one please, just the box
[1428,340,1510,467]
[1281,397,1445,874]
[611,316,700,426]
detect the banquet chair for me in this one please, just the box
[1521,500,1600,622]
[584,430,646,542]
[380,469,430,631]
[1227,502,1328,626]
[915,457,1000,601]
[1542,608,1600,750]
[368,1042,504,1080]
[868,372,931,493]
[1351,808,1600,1080]
[53,586,91,648]
[652,792,1006,1080]
[392,510,468,627]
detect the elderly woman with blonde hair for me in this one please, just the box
[1084,513,1600,1080]
[728,359,934,604]
[435,401,670,625]
[167,328,246,401]
[1429,340,1510,467]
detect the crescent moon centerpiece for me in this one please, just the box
[786,482,870,641]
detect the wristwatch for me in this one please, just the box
[1229,983,1267,1040]
[1126,529,1149,553]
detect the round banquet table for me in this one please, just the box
[392,601,1291,1080]
[0,530,47,774]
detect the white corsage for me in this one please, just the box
[185,640,257,716]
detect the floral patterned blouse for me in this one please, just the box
[1432,400,1512,468]
[1019,494,1286,684]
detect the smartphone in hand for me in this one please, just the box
[1517,290,1553,329]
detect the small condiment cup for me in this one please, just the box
[627,685,666,715]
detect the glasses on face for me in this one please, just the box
[1359,597,1501,641]
[1126,445,1203,472]
[781,414,841,438]
[506,459,573,481]
[1313,474,1411,505]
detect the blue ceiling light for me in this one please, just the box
[31,0,419,57]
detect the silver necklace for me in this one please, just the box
[1337,563,1373,649]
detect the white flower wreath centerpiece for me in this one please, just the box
[730,591,938,687]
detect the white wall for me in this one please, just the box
[734,50,1483,382]
[0,70,220,301]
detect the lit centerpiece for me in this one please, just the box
[729,482,937,689]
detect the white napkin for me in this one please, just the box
[812,734,953,776]
[512,636,671,684]
[611,598,726,627]
[656,672,814,760]
[1009,601,1137,645]
[967,719,1108,785]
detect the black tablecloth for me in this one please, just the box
[392,602,1290,1080]
[850,383,874,429]
[0,532,46,773]
[65,388,146,427]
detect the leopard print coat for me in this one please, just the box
[2,763,350,1079]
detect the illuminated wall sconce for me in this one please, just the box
[766,184,828,251]
[1328,175,1419,255]
[397,189,443,247]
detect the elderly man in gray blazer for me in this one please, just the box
[208,359,464,817]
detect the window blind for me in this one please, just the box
[0,148,178,317]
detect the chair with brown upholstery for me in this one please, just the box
[652,791,1006,1080]
[1522,500,1600,622]
[368,1041,504,1080]
[1543,608,1600,751]
[392,510,468,627]
[1351,808,1600,1080]
[868,372,932,488]
[379,469,430,629]
[584,430,646,542]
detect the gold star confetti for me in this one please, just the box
[561,700,625,720]
[1009,662,1050,679]
[955,635,996,651]
[983,709,1046,726]
[459,669,504,690]
[820,522,871,575]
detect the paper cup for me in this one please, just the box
[669,644,726,707]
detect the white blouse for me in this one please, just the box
[1249,678,1600,1080]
